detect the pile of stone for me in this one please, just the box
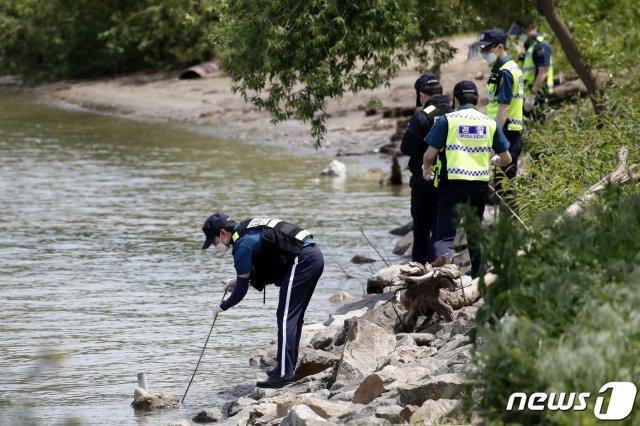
[170,261,489,425]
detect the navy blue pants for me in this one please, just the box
[410,176,438,264]
[434,181,488,277]
[495,129,522,212]
[275,245,324,378]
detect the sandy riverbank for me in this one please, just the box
[35,35,487,158]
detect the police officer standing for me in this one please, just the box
[202,212,324,388]
[508,21,554,120]
[469,28,523,209]
[400,73,453,264]
[422,81,512,277]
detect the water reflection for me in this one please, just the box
[0,91,409,425]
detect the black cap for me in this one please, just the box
[453,80,478,99]
[469,28,507,50]
[201,211,229,249]
[414,73,439,106]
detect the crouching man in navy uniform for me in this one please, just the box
[201,212,324,388]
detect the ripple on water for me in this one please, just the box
[0,91,409,425]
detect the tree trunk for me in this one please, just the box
[537,0,607,116]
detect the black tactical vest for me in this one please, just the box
[232,218,312,289]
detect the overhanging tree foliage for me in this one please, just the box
[214,0,466,147]
[216,0,613,146]
[0,0,219,80]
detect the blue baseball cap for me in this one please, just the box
[414,73,439,106]
[470,28,507,50]
[453,80,478,99]
[201,212,228,249]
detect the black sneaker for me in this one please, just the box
[266,366,279,377]
[256,374,293,389]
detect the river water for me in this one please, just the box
[0,91,409,425]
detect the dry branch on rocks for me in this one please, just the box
[560,146,640,221]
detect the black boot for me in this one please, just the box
[256,374,293,389]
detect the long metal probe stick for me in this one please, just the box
[181,288,228,404]
[488,183,530,231]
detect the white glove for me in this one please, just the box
[523,94,536,112]
[223,278,236,292]
[490,155,502,167]
[422,165,435,181]
[212,303,224,316]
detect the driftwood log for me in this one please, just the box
[396,259,496,332]
[560,146,640,221]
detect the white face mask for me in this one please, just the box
[518,33,528,43]
[214,234,229,254]
[482,51,497,65]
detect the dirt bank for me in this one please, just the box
[37,35,487,157]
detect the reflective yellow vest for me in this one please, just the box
[523,34,554,95]
[486,59,524,132]
[434,108,496,188]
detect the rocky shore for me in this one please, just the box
[156,260,485,425]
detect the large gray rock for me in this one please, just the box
[334,293,389,315]
[323,307,369,327]
[395,356,449,375]
[309,324,342,350]
[397,373,467,406]
[285,375,332,396]
[358,298,401,334]
[299,323,328,347]
[233,402,278,426]
[344,416,389,425]
[373,365,434,392]
[249,345,277,367]
[330,320,396,390]
[410,399,459,424]
[395,334,416,347]
[271,394,358,419]
[193,408,224,423]
[294,348,340,381]
[432,344,473,365]
[389,345,437,365]
[279,404,328,426]
[366,264,403,294]
[222,396,258,418]
[436,334,469,353]
[131,387,179,410]
[393,231,412,256]
[352,374,385,404]
[395,332,435,346]
[374,404,408,424]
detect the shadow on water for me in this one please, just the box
[0,90,409,425]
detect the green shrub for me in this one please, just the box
[0,0,219,81]
[517,80,640,224]
[464,187,640,424]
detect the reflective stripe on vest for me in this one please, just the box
[423,105,437,115]
[232,218,310,243]
[435,109,496,187]
[523,35,554,95]
[486,59,524,132]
